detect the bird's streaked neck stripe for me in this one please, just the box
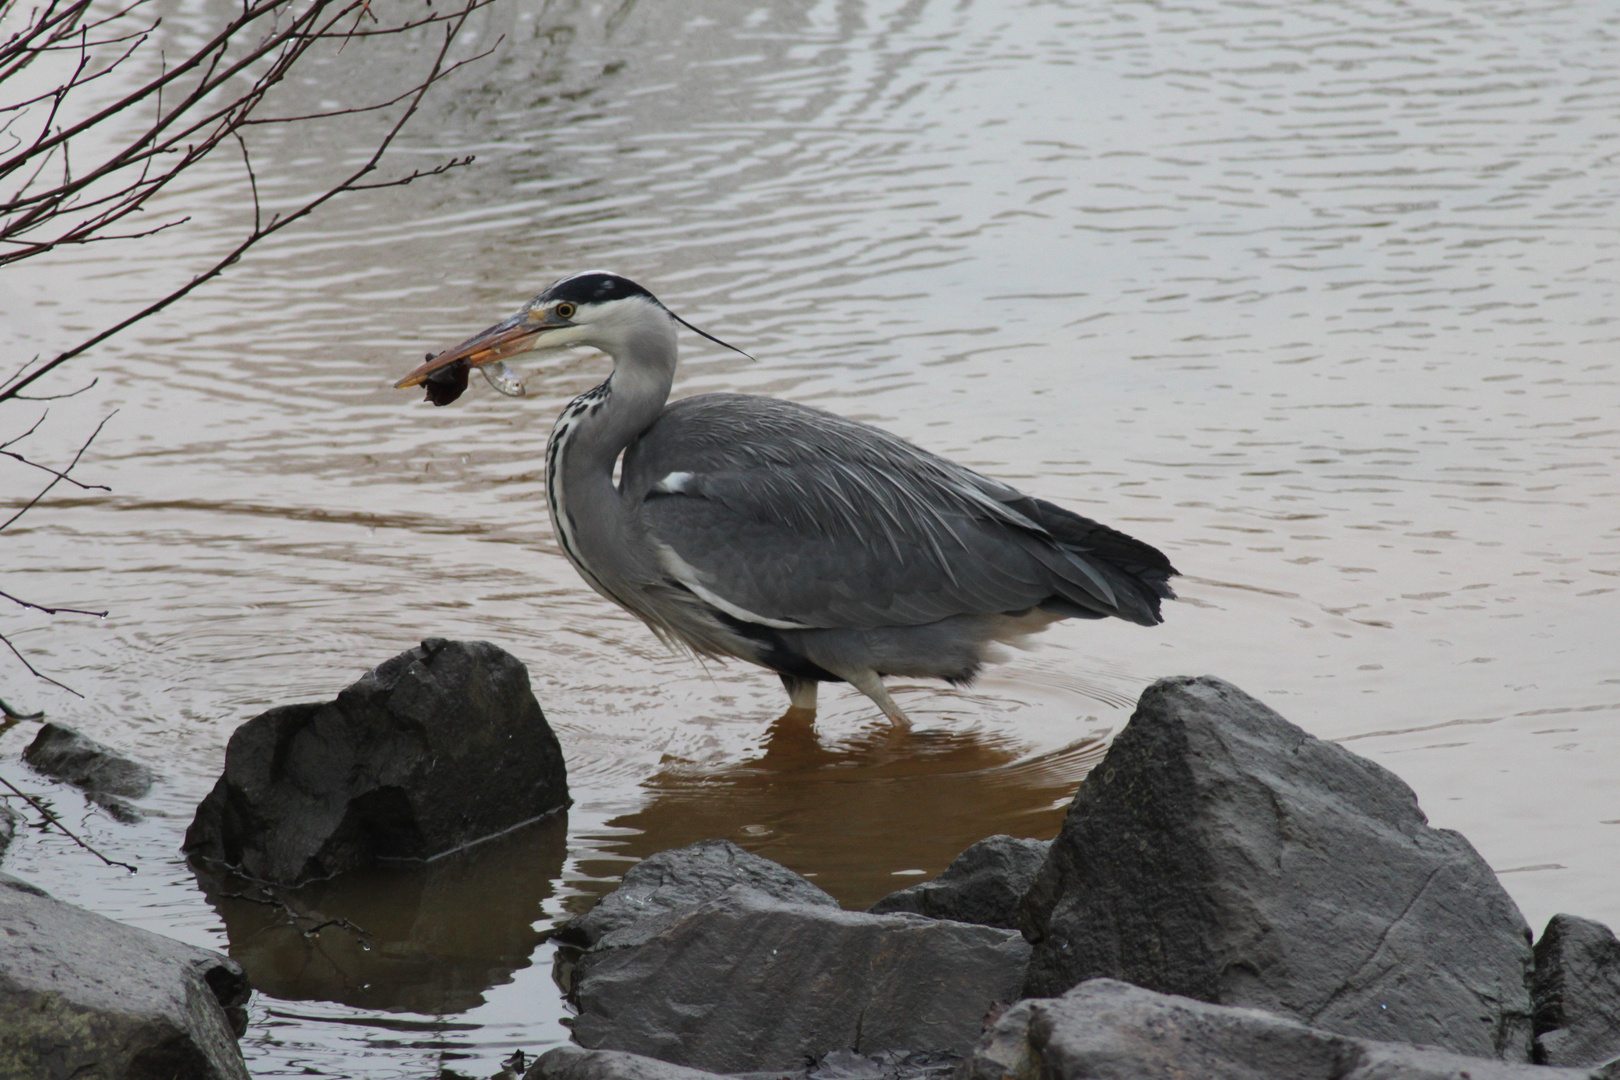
[546,379,615,600]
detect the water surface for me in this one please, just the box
[2,0,1617,1075]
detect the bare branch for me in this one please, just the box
[10,376,96,401]
[0,629,83,696]
[0,589,108,618]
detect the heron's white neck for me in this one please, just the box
[544,323,677,601]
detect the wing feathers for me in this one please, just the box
[622,394,1176,631]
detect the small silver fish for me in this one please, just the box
[480,361,527,397]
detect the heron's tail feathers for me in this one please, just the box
[1020,496,1178,626]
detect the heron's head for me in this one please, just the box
[394,271,744,405]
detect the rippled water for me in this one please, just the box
[3,0,1617,1075]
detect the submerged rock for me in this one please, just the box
[184,638,569,885]
[1533,914,1620,1067]
[554,838,837,950]
[1020,675,1535,1059]
[867,834,1049,929]
[962,978,1612,1080]
[0,802,17,862]
[571,887,1029,1073]
[24,721,156,821]
[0,872,251,1080]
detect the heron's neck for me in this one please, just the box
[545,339,675,593]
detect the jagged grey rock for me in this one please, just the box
[867,834,1049,929]
[184,638,569,885]
[0,872,251,1080]
[962,978,1611,1080]
[24,721,156,820]
[571,887,1029,1073]
[1020,675,1535,1059]
[1533,914,1620,1066]
[555,838,837,949]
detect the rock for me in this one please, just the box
[963,978,1609,1080]
[524,1046,957,1080]
[184,638,569,885]
[554,838,837,949]
[571,887,1029,1073]
[24,721,156,820]
[1533,914,1620,1066]
[0,872,251,1080]
[525,1045,779,1079]
[0,801,17,861]
[867,834,1049,929]
[1020,675,1535,1059]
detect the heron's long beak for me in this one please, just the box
[394,310,547,389]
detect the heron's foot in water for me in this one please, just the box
[842,669,912,731]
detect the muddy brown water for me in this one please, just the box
[2,0,1618,1075]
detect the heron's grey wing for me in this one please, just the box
[621,394,1174,630]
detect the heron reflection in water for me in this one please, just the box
[397,272,1176,728]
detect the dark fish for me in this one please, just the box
[423,354,469,406]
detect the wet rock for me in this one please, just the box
[1533,914,1620,1066]
[24,721,156,821]
[1021,675,1535,1059]
[571,887,1029,1073]
[525,1047,956,1080]
[184,638,569,885]
[0,871,251,1080]
[525,1045,786,1079]
[962,978,1610,1080]
[554,838,837,949]
[867,834,1049,929]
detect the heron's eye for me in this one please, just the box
[555,302,577,320]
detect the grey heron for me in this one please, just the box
[396,272,1177,728]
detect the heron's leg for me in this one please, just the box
[842,669,911,730]
[781,675,818,712]
[779,675,818,724]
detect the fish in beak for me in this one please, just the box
[395,308,552,406]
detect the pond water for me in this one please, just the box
[2,0,1617,1076]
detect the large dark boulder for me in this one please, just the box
[868,834,1049,929]
[963,978,1612,1080]
[184,638,568,885]
[0,872,251,1080]
[24,721,156,821]
[571,887,1029,1073]
[1533,914,1620,1066]
[555,838,837,949]
[1021,675,1535,1059]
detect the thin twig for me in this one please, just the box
[0,629,82,696]
[0,773,139,873]
[0,589,107,618]
[0,411,114,532]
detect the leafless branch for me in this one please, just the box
[1,0,494,403]
[0,629,82,696]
